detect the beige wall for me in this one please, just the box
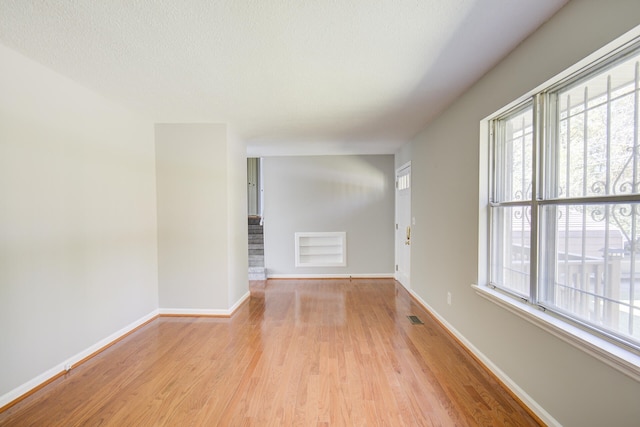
[155,123,248,311]
[402,1,640,425]
[0,43,159,399]
[0,52,249,404]
[226,127,250,306]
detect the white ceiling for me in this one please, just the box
[0,0,568,156]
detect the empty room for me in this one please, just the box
[1,1,640,426]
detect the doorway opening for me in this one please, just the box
[247,158,266,280]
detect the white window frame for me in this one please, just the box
[477,26,640,382]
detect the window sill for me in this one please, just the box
[472,284,640,382]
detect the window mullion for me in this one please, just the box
[630,61,640,336]
[488,121,497,287]
[530,94,543,304]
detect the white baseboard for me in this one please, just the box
[400,284,561,427]
[159,291,251,317]
[0,309,159,410]
[229,291,250,314]
[159,308,231,316]
[267,273,394,279]
[1,291,255,410]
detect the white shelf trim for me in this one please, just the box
[295,231,347,267]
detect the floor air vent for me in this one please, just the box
[407,315,424,325]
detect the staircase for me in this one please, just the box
[248,216,267,280]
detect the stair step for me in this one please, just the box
[247,216,265,274]
[248,266,267,280]
[249,255,264,267]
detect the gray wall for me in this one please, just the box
[263,155,394,276]
[402,1,640,426]
[0,43,159,399]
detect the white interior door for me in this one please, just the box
[395,163,411,289]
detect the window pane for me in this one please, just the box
[553,52,640,198]
[539,203,640,345]
[491,205,531,297]
[494,106,534,202]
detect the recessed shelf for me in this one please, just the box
[295,232,346,267]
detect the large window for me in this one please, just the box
[489,42,640,352]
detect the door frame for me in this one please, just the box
[395,161,411,289]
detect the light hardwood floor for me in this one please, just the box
[0,279,541,426]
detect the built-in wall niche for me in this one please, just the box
[294,232,346,267]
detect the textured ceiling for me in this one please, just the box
[0,0,568,155]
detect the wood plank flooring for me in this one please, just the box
[0,279,541,426]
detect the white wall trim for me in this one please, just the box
[1,293,255,409]
[160,291,251,317]
[159,308,231,316]
[229,291,251,314]
[396,160,412,173]
[267,273,395,279]
[399,284,560,427]
[0,309,160,410]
